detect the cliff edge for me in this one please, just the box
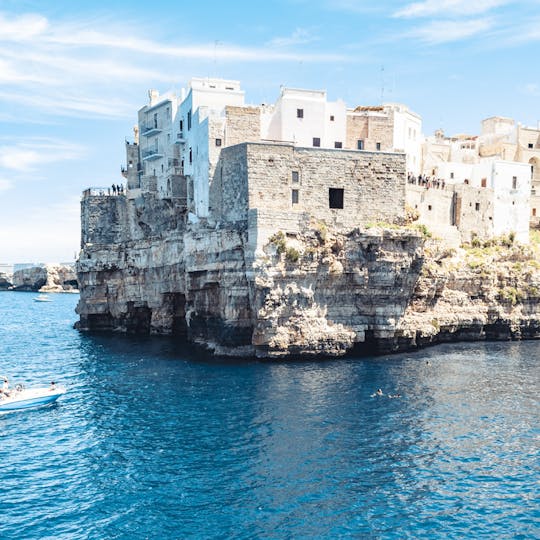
[76,191,540,358]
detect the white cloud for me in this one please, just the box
[0,178,12,192]
[520,83,540,96]
[0,10,349,120]
[268,28,317,48]
[408,17,493,43]
[0,12,48,40]
[0,139,86,171]
[394,0,510,18]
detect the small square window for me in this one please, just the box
[313,137,321,147]
[329,188,344,209]
[334,141,342,149]
[376,142,381,151]
[292,189,299,204]
[292,171,299,183]
[215,138,222,147]
[330,115,335,121]
[481,178,487,188]
[450,172,454,179]
[357,140,364,150]
[475,202,480,211]
[533,208,537,217]
[428,205,432,211]
[512,176,517,189]
[529,143,534,149]
[297,108,304,118]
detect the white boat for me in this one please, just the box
[33,295,52,302]
[0,385,66,413]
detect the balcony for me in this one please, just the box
[142,148,164,161]
[141,124,162,137]
[174,132,186,144]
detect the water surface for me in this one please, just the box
[0,292,538,539]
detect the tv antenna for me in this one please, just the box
[380,65,385,103]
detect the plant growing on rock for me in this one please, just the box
[269,231,287,254]
[285,247,300,263]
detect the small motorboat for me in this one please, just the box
[33,295,52,302]
[0,384,66,413]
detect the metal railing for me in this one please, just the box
[82,187,125,198]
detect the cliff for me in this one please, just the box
[76,192,540,358]
[12,265,78,292]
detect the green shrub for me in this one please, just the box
[269,231,287,254]
[285,247,300,263]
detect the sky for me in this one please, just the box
[0,0,539,263]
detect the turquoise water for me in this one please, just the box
[0,292,538,539]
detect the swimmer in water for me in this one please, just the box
[371,388,384,397]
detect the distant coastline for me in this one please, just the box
[0,263,78,293]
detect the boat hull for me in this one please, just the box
[0,389,65,412]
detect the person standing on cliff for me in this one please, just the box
[112,184,117,195]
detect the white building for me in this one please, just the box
[126,78,423,219]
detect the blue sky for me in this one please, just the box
[0,0,539,262]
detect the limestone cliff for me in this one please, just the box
[76,192,540,358]
[12,265,78,292]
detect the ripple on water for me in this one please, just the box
[0,292,538,539]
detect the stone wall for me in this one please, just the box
[81,195,128,245]
[346,113,394,151]
[225,106,261,147]
[210,143,407,232]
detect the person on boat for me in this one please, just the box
[1,377,10,398]
[49,381,56,392]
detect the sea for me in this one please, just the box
[0,291,538,539]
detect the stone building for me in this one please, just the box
[121,78,419,226]
[422,116,540,230]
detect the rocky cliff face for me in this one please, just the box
[76,193,540,358]
[11,265,78,292]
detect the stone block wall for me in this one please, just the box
[81,195,128,246]
[225,106,261,147]
[245,143,406,230]
[346,113,394,151]
[211,142,406,232]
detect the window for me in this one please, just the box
[475,202,480,211]
[376,142,381,151]
[313,137,321,147]
[450,172,454,179]
[357,140,364,150]
[179,120,183,131]
[428,205,432,211]
[297,108,304,118]
[292,189,299,204]
[153,113,158,129]
[187,110,192,130]
[161,164,164,172]
[330,115,335,121]
[481,178,487,188]
[529,143,534,149]
[533,208,537,217]
[189,147,192,164]
[329,188,344,209]
[215,138,222,147]
[334,141,342,149]
[292,171,299,183]
[512,176,517,189]
[166,107,170,116]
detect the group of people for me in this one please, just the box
[408,173,446,190]
[0,377,57,399]
[109,184,124,196]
